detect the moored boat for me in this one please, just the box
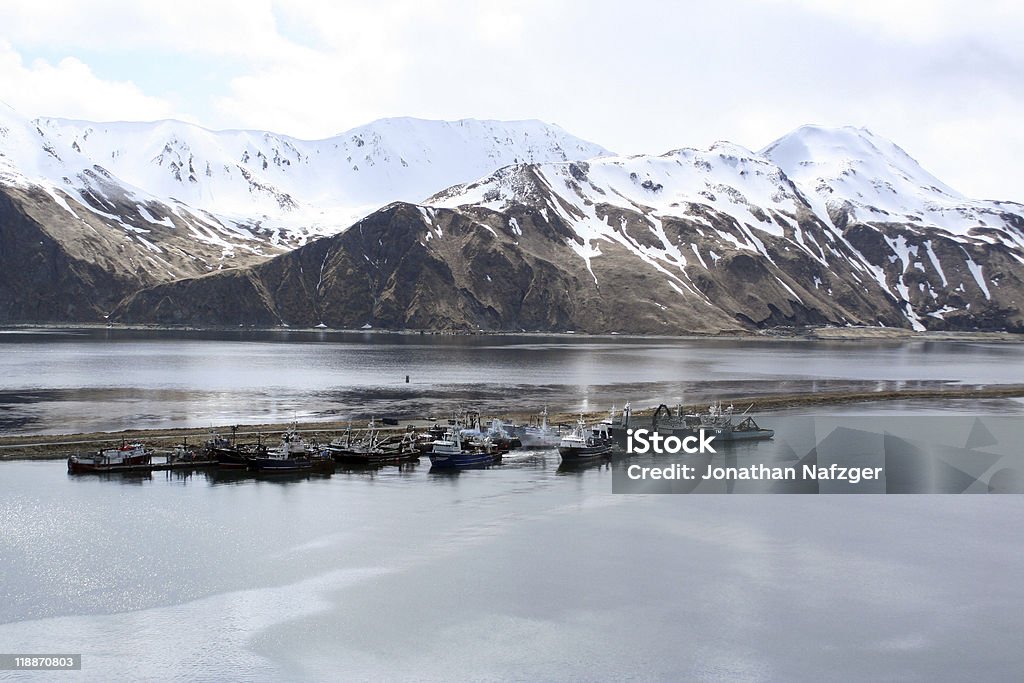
[249,426,315,473]
[326,420,420,465]
[607,400,774,446]
[460,414,521,453]
[661,401,774,441]
[67,442,152,474]
[168,440,217,467]
[557,417,613,461]
[206,427,264,468]
[518,406,561,448]
[428,424,501,469]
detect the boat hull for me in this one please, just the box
[557,444,612,461]
[211,448,254,469]
[328,446,419,466]
[428,451,500,469]
[249,457,314,473]
[67,454,151,474]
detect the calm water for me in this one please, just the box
[1,329,1023,435]
[2,332,1023,680]
[2,424,1024,681]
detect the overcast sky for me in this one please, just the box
[1,0,1021,201]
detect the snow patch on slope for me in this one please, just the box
[33,115,611,242]
[762,124,1022,238]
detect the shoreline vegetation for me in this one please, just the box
[3,384,1023,461]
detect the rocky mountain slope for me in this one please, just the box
[111,126,1024,333]
[34,115,610,245]
[0,105,608,322]
[1,104,287,320]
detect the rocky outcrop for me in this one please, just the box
[112,201,738,332]
[110,193,1024,333]
[0,186,131,321]
[0,183,280,323]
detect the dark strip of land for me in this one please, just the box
[2,384,1022,461]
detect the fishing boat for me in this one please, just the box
[206,427,264,468]
[210,446,252,468]
[411,420,454,457]
[67,442,152,474]
[461,414,521,453]
[428,424,501,469]
[607,401,774,445]
[168,439,217,467]
[249,426,314,473]
[518,406,561,448]
[326,420,420,465]
[658,401,774,441]
[557,417,613,461]
[413,430,438,455]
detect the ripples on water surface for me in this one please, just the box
[2,436,1024,681]
[2,330,1023,680]
[2,328,1023,434]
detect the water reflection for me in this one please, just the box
[2,329,1023,435]
[4,405,1024,681]
[67,470,154,485]
[556,457,612,475]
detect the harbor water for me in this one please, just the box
[1,328,1023,435]
[1,330,1023,680]
[3,437,1024,681]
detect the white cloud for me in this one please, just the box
[0,0,284,58]
[0,41,179,122]
[763,0,1024,42]
[475,8,529,46]
[209,0,558,136]
[0,0,1021,200]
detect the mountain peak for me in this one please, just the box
[760,123,974,231]
[14,115,610,242]
[761,124,897,165]
[760,123,957,194]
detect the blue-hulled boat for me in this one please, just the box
[428,425,500,469]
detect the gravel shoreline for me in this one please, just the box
[3,384,1022,461]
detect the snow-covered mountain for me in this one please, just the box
[413,126,1024,332]
[1,103,311,271]
[3,101,1022,331]
[0,105,610,321]
[761,125,1024,238]
[33,115,611,243]
[111,126,1024,333]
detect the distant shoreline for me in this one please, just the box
[1,323,1021,343]
[3,384,1022,461]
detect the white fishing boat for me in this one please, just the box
[557,416,612,461]
[519,406,560,448]
[67,442,152,473]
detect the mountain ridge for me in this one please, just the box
[3,106,1022,332]
[112,127,1024,333]
[0,108,612,323]
[33,114,612,237]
